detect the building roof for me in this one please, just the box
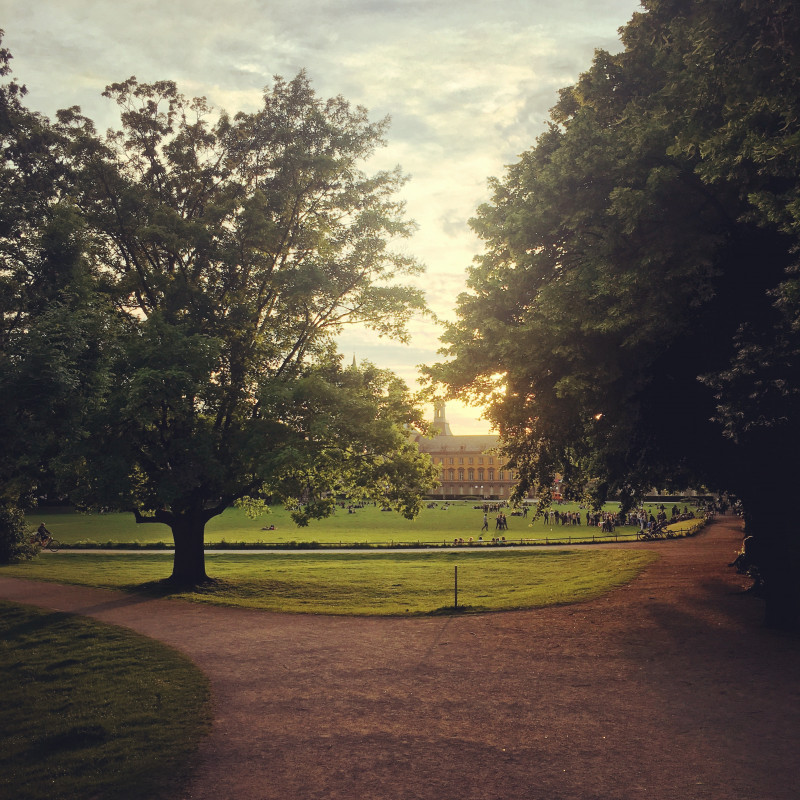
[414,402,501,453]
[415,433,500,454]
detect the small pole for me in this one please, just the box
[454,565,458,609]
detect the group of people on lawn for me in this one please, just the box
[454,535,508,546]
[481,510,509,532]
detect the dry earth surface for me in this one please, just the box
[2,516,799,800]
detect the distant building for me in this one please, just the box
[414,401,528,501]
[415,405,704,503]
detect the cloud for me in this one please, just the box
[1,0,641,432]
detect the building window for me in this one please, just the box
[468,457,474,465]
[459,457,464,465]
[499,471,505,480]
[448,468,454,481]
[488,469,494,481]
[449,457,454,465]
[468,469,474,481]
[458,469,464,481]
[478,468,484,481]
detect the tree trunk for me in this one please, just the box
[742,501,800,632]
[169,511,209,586]
[760,533,800,632]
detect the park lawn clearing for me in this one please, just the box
[0,601,211,800]
[1,549,657,615]
[28,501,670,547]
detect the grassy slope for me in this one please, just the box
[0,601,211,800]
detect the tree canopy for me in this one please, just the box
[432,0,800,628]
[0,36,437,578]
[0,35,118,560]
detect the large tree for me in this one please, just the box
[0,32,119,562]
[1,52,437,583]
[433,0,800,629]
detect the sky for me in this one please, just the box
[0,0,642,433]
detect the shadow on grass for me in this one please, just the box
[32,724,110,753]
[124,576,231,596]
[123,582,492,618]
[62,578,223,616]
[1,609,73,640]
[428,604,484,616]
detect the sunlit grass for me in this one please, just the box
[0,601,211,800]
[665,517,706,537]
[28,501,672,547]
[2,550,657,615]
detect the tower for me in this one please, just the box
[431,400,453,436]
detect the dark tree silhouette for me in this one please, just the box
[433,0,800,630]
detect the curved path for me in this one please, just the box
[2,517,799,799]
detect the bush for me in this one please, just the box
[0,503,38,563]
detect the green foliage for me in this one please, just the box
[60,74,434,529]
[0,32,117,511]
[434,0,800,505]
[431,0,800,625]
[0,37,436,582]
[0,503,35,563]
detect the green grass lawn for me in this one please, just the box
[0,601,211,800]
[28,500,690,547]
[1,549,657,615]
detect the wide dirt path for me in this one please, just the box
[2,516,799,800]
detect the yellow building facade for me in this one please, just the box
[414,402,524,500]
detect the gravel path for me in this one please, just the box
[2,516,799,800]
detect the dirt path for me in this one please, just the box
[2,516,799,800]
